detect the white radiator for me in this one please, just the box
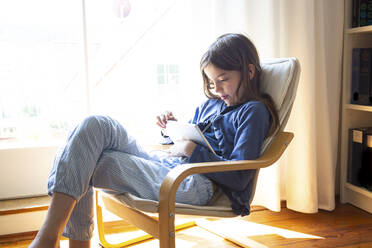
[0,144,59,200]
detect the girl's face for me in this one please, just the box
[203,63,243,106]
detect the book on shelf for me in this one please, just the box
[348,128,372,191]
[352,0,360,27]
[352,0,372,28]
[352,48,362,104]
[351,48,372,105]
[361,48,372,104]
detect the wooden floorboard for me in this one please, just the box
[240,203,372,248]
[1,202,372,247]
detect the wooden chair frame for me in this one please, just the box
[95,131,294,248]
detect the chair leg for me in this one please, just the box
[95,195,153,248]
[95,192,197,248]
[158,207,173,248]
[158,215,196,248]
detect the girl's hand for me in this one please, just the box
[156,111,177,129]
[167,140,196,157]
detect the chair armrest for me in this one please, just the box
[158,131,293,211]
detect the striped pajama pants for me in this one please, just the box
[47,115,214,240]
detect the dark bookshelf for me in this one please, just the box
[352,0,372,28]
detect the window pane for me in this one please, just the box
[0,0,86,145]
[85,0,213,143]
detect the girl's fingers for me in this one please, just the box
[156,116,165,128]
[166,111,177,121]
[156,111,177,128]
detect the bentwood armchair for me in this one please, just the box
[95,57,301,248]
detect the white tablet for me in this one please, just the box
[165,121,216,155]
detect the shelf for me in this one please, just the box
[346,183,372,198]
[344,182,372,213]
[346,104,372,112]
[347,25,372,34]
[0,195,49,215]
[340,0,372,214]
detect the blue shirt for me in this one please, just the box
[187,99,270,216]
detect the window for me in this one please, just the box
[0,0,215,146]
[157,64,180,85]
[0,0,86,146]
[85,0,212,143]
[0,0,216,198]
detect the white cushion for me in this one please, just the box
[260,57,301,153]
[260,57,298,109]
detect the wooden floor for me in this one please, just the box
[1,202,372,248]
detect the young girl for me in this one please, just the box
[29,33,279,248]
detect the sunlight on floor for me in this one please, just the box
[58,207,325,248]
[101,226,237,248]
[59,239,68,248]
[196,218,324,240]
[81,217,325,248]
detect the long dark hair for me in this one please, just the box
[200,33,279,136]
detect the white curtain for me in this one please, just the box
[209,0,344,213]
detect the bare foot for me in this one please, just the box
[29,192,76,248]
[28,233,59,248]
